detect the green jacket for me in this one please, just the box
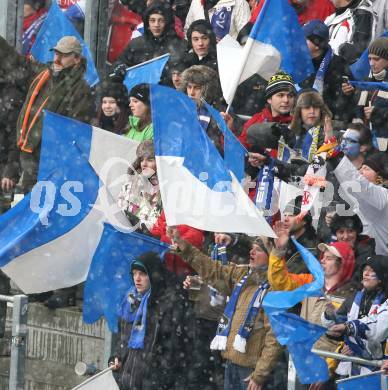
[124,116,153,142]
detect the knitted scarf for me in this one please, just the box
[119,287,151,349]
[313,46,333,95]
[210,273,269,353]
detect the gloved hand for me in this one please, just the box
[110,63,128,81]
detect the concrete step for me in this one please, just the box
[0,302,109,389]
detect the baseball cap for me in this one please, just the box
[51,36,82,55]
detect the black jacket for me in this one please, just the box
[113,254,196,390]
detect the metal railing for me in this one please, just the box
[0,294,28,390]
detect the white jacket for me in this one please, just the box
[325,0,375,56]
[184,0,250,40]
[334,156,388,256]
[372,0,388,36]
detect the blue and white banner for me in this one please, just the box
[217,0,314,104]
[31,1,99,86]
[263,238,329,384]
[83,225,170,332]
[151,85,275,237]
[350,80,388,92]
[123,54,170,93]
[0,112,138,293]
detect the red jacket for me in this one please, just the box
[151,212,204,276]
[250,0,334,25]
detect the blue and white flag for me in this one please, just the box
[349,81,388,92]
[263,238,329,384]
[0,112,138,294]
[64,0,85,22]
[217,0,314,104]
[151,85,275,237]
[123,54,169,93]
[350,29,388,81]
[83,225,170,332]
[337,371,388,390]
[31,1,99,86]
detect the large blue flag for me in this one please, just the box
[123,54,169,93]
[350,30,388,81]
[263,238,330,384]
[337,371,388,390]
[83,225,170,332]
[0,111,138,293]
[31,1,99,86]
[151,84,275,237]
[204,102,247,183]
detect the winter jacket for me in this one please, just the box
[179,243,282,385]
[372,0,388,36]
[113,257,196,390]
[124,117,153,142]
[334,156,388,256]
[268,248,358,352]
[293,0,335,25]
[115,4,187,84]
[299,50,355,122]
[151,212,204,276]
[325,0,375,63]
[184,0,250,41]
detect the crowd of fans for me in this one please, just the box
[1,0,388,389]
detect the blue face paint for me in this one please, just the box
[342,138,360,157]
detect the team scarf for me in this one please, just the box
[254,157,276,224]
[209,244,228,307]
[312,46,334,95]
[210,273,269,353]
[210,6,233,41]
[299,126,321,163]
[198,105,211,132]
[119,287,151,349]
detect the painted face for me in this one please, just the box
[129,97,149,120]
[249,244,269,269]
[148,13,166,37]
[140,157,157,177]
[362,265,381,290]
[267,91,295,116]
[53,51,80,72]
[359,164,379,183]
[341,137,360,158]
[335,227,358,247]
[301,106,321,127]
[320,250,341,278]
[101,97,120,117]
[191,31,211,57]
[132,269,150,294]
[368,54,388,74]
[186,82,203,103]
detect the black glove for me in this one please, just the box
[110,63,128,81]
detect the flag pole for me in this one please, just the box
[71,366,115,389]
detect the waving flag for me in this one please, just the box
[151,85,275,237]
[0,112,138,293]
[83,225,170,332]
[263,238,329,384]
[337,371,388,390]
[31,1,99,86]
[349,81,388,92]
[72,367,118,390]
[123,54,169,93]
[64,0,86,23]
[217,0,313,105]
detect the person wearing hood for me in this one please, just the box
[334,151,388,256]
[0,35,94,194]
[110,252,196,389]
[92,82,130,134]
[269,221,358,350]
[179,65,226,154]
[299,19,354,123]
[112,2,187,85]
[183,19,218,72]
[324,255,388,378]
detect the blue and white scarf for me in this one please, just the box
[119,287,151,349]
[210,6,233,41]
[312,46,333,95]
[210,273,269,353]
